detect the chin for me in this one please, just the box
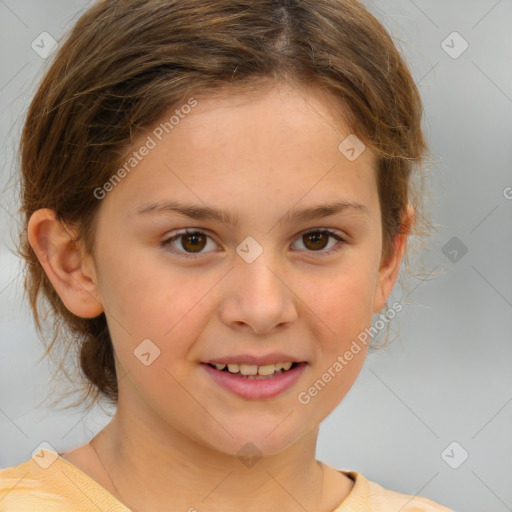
[202,419,312,460]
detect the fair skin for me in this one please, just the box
[28,82,411,512]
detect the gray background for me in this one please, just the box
[1,1,511,511]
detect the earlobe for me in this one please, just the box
[27,208,104,318]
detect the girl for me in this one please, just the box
[1,0,453,510]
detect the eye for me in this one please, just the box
[161,229,218,259]
[291,229,346,255]
[161,228,346,259]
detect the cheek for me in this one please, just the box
[100,256,217,373]
[99,240,196,325]
[302,272,374,412]
[309,261,378,342]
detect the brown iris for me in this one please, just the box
[303,231,329,251]
[181,232,207,253]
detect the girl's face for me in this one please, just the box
[88,82,401,456]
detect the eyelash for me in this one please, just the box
[160,228,346,259]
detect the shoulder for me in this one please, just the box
[0,449,129,512]
[333,469,455,512]
[0,451,68,511]
[365,476,454,511]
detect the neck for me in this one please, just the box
[90,405,326,512]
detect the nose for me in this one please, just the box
[218,253,298,335]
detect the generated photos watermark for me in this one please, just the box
[297,301,402,405]
[93,97,198,200]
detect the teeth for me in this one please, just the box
[212,362,296,376]
[240,364,258,375]
[257,364,275,376]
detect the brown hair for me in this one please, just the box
[17,0,429,410]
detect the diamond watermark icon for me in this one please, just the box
[442,236,468,263]
[134,338,161,366]
[441,441,469,469]
[338,134,366,161]
[237,442,262,468]
[236,236,263,264]
[441,31,469,59]
[31,441,59,469]
[31,32,58,59]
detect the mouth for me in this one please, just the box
[205,361,300,379]
[201,360,307,400]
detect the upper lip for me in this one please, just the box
[203,353,306,366]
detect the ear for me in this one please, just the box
[27,208,104,318]
[372,205,414,313]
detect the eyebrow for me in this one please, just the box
[134,199,368,226]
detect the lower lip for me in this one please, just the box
[201,363,307,400]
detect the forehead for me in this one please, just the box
[102,82,380,221]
